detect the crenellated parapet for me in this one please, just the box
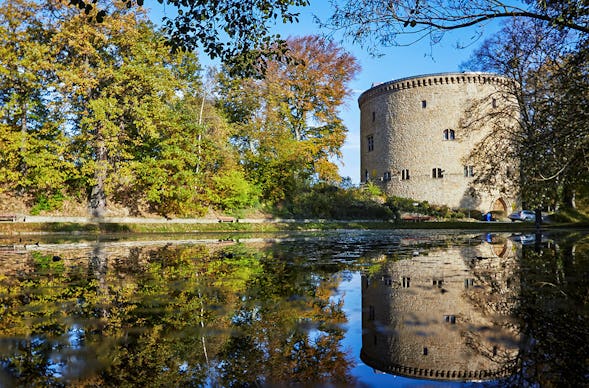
[358,72,515,108]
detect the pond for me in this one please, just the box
[0,229,587,387]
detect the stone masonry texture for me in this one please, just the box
[359,72,520,213]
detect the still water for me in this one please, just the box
[0,230,587,387]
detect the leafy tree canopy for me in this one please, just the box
[64,0,311,76]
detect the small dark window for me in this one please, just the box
[444,315,456,324]
[432,168,444,178]
[444,129,455,140]
[364,169,369,182]
[492,98,497,108]
[423,347,428,356]
[372,111,376,122]
[402,276,411,288]
[464,165,474,177]
[383,171,391,181]
[367,135,374,152]
[464,278,475,288]
[368,305,375,321]
[421,100,427,108]
[401,169,410,180]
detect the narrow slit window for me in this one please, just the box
[368,305,375,321]
[421,100,427,108]
[432,168,444,178]
[464,165,474,177]
[401,169,410,180]
[367,135,374,152]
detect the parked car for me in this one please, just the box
[508,210,536,222]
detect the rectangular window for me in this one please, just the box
[402,276,411,288]
[372,111,376,122]
[367,135,374,152]
[383,171,391,181]
[444,315,456,324]
[464,165,474,177]
[432,168,444,178]
[492,98,497,108]
[444,129,455,140]
[401,169,410,180]
[421,100,427,108]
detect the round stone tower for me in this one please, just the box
[358,72,520,214]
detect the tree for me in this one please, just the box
[324,1,587,53]
[219,35,359,203]
[49,2,234,216]
[461,18,588,210]
[49,2,153,216]
[0,0,74,202]
[62,0,312,76]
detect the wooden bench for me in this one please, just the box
[217,216,237,223]
[0,214,17,222]
[401,214,432,222]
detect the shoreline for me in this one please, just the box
[0,216,586,236]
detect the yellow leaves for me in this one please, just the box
[314,159,341,183]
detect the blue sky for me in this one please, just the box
[148,2,502,183]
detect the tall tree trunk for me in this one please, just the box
[561,185,576,209]
[19,100,27,193]
[90,132,107,217]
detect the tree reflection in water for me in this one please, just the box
[505,233,589,387]
[0,231,586,387]
[0,239,355,387]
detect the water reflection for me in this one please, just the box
[0,231,586,387]
[361,235,520,382]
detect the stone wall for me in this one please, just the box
[359,72,520,213]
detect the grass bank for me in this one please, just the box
[1,219,586,236]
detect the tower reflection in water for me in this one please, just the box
[361,235,520,382]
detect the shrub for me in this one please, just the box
[210,170,261,212]
[30,192,65,215]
